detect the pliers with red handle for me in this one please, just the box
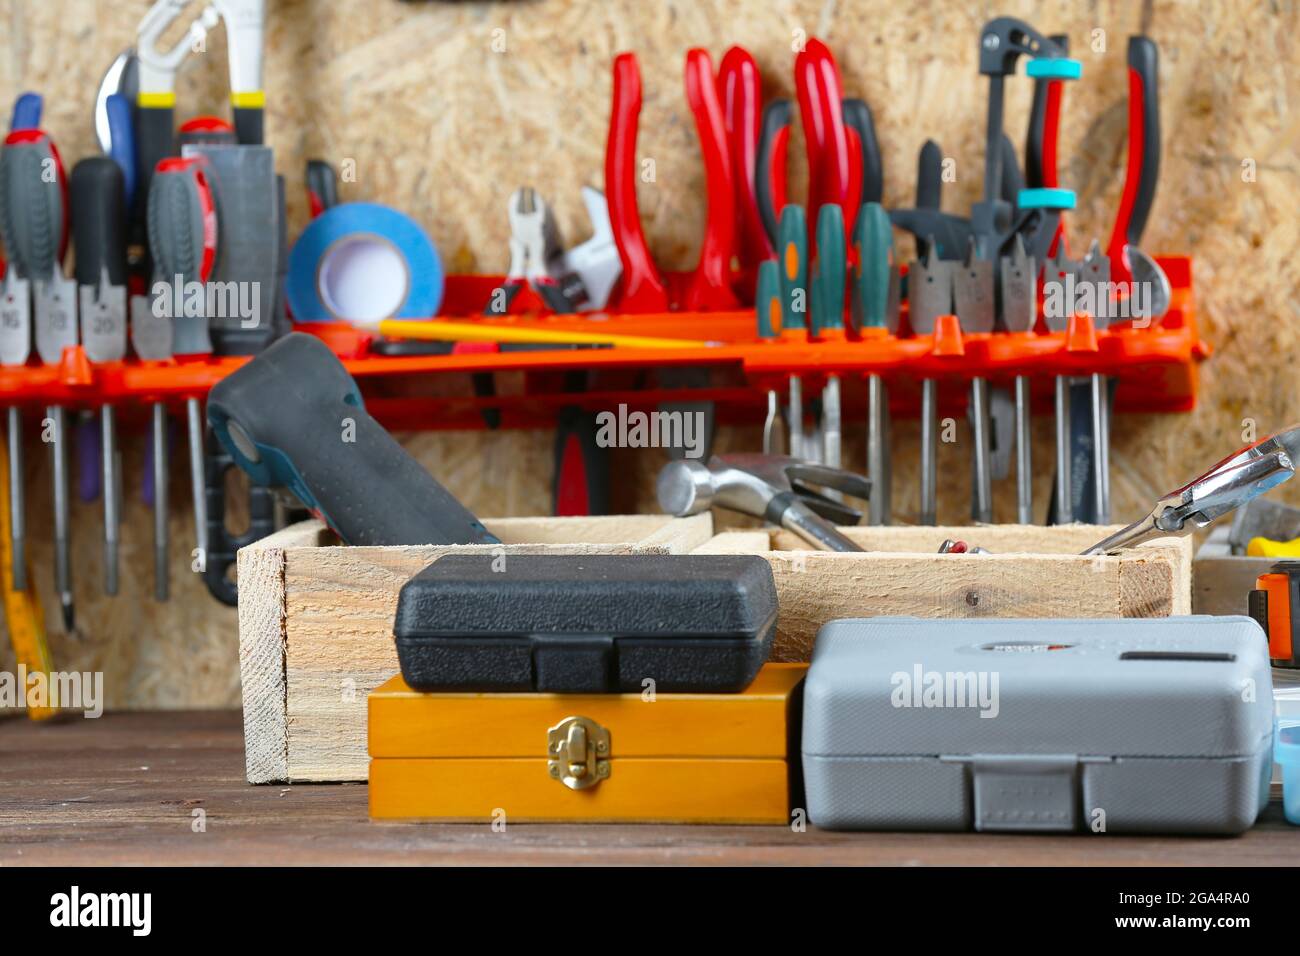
[1105,36,1162,287]
[605,48,739,312]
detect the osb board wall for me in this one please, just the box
[0,0,1296,708]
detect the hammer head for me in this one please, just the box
[657,453,870,526]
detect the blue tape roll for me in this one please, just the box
[288,202,443,323]
[1017,187,1077,210]
[1026,57,1082,80]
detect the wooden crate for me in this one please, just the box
[692,524,1193,662]
[238,513,714,783]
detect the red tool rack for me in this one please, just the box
[0,256,1207,434]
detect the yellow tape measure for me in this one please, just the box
[0,423,55,720]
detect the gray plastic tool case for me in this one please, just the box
[802,617,1274,834]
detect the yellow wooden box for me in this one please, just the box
[368,664,806,824]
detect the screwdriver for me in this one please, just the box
[776,204,808,457]
[1079,239,1112,522]
[755,258,784,454]
[1043,246,1080,523]
[852,202,899,524]
[0,156,34,592]
[909,244,953,526]
[147,156,218,597]
[71,157,129,595]
[953,239,996,523]
[0,130,76,629]
[1000,235,1038,524]
[810,204,846,473]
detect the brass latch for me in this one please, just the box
[547,716,611,790]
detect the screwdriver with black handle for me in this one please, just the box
[72,157,129,595]
[209,333,500,547]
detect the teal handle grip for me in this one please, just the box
[755,259,782,338]
[1026,57,1082,80]
[777,204,807,332]
[811,204,846,336]
[1018,187,1077,210]
[852,202,894,331]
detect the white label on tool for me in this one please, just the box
[35,275,79,365]
[79,286,128,364]
[0,277,31,367]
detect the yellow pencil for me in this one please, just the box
[367,318,718,351]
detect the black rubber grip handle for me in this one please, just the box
[207,332,501,547]
[1025,34,1068,188]
[842,98,883,205]
[913,139,944,258]
[306,159,339,212]
[0,137,62,278]
[999,131,1024,207]
[553,405,611,517]
[1125,36,1160,245]
[755,99,792,250]
[134,105,175,224]
[916,139,943,210]
[70,157,127,288]
[146,163,210,282]
[233,106,264,147]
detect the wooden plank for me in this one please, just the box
[692,530,772,554]
[1193,555,1270,616]
[237,521,332,784]
[2,712,1295,866]
[697,525,1192,661]
[239,515,712,783]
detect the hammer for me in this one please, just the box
[657,453,869,552]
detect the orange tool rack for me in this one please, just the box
[0,256,1207,435]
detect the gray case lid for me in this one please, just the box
[803,616,1274,760]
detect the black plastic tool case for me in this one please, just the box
[393,554,778,693]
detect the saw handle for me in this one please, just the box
[207,332,501,548]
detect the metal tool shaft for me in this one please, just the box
[762,390,780,455]
[866,374,890,524]
[153,403,169,601]
[920,379,938,525]
[1054,377,1073,523]
[102,405,119,595]
[1015,375,1033,524]
[7,408,24,591]
[822,376,841,468]
[788,377,803,460]
[1091,372,1110,523]
[970,378,993,523]
[49,405,72,629]
[187,397,208,567]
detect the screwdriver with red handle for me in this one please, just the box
[0,129,76,629]
[143,156,218,600]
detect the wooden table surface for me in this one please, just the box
[1,711,1296,866]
